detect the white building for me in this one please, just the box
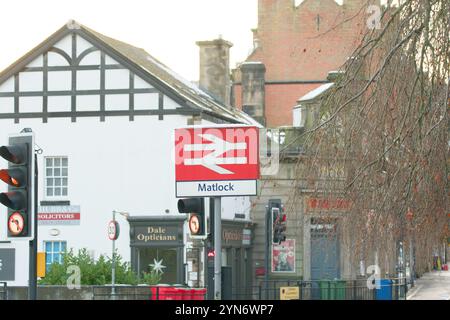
[0,20,259,288]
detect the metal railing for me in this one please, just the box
[92,285,152,300]
[265,127,306,158]
[149,286,207,301]
[231,278,408,300]
[91,278,408,300]
[91,285,207,300]
[0,282,7,300]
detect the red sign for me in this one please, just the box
[175,126,259,181]
[38,213,80,221]
[255,267,266,276]
[175,126,259,197]
[306,197,351,212]
[38,205,81,225]
[272,239,295,273]
[8,212,25,236]
[207,250,215,258]
[108,220,120,241]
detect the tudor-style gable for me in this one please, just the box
[0,27,188,123]
[0,21,259,126]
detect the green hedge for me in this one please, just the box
[38,248,161,286]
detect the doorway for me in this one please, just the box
[310,219,340,280]
[310,218,340,299]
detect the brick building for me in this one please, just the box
[233,0,379,127]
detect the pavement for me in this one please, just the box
[407,270,450,300]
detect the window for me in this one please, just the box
[44,241,67,271]
[45,157,68,198]
[138,248,178,284]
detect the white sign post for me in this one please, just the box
[109,210,126,299]
[175,125,260,300]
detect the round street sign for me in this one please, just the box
[108,220,120,240]
[8,212,25,236]
[189,214,200,235]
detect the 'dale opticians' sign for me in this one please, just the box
[131,226,182,246]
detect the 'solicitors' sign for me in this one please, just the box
[38,205,81,226]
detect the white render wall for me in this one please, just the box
[0,115,252,286]
[0,31,252,286]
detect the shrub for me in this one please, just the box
[38,248,160,286]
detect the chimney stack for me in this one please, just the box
[240,62,266,126]
[196,38,233,107]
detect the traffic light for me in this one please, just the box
[269,200,287,244]
[178,198,206,238]
[0,133,34,239]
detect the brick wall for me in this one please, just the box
[234,82,323,128]
[233,0,379,127]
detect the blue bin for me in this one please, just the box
[375,279,392,300]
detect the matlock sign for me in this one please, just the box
[175,125,260,198]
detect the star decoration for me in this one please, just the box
[149,258,166,274]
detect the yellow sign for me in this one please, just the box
[37,252,46,278]
[280,286,300,300]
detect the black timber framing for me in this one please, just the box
[72,28,238,124]
[43,53,48,123]
[129,72,134,121]
[0,24,241,125]
[0,88,159,97]
[72,28,195,118]
[0,25,72,84]
[0,108,198,120]
[158,92,164,121]
[75,47,98,65]
[49,47,72,65]
[23,64,123,72]
[13,74,19,123]
[71,32,77,122]
[100,51,106,122]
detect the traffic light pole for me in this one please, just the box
[28,153,38,300]
[265,199,282,299]
[0,131,37,299]
[213,197,221,300]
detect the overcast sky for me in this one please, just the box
[3,0,387,82]
[0,0,259,81]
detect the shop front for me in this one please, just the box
[206,220,254,299]
[128,216,186,285]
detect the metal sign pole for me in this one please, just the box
[214,197,222,300]
[111,210,116,298]
[203,197,210,291]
